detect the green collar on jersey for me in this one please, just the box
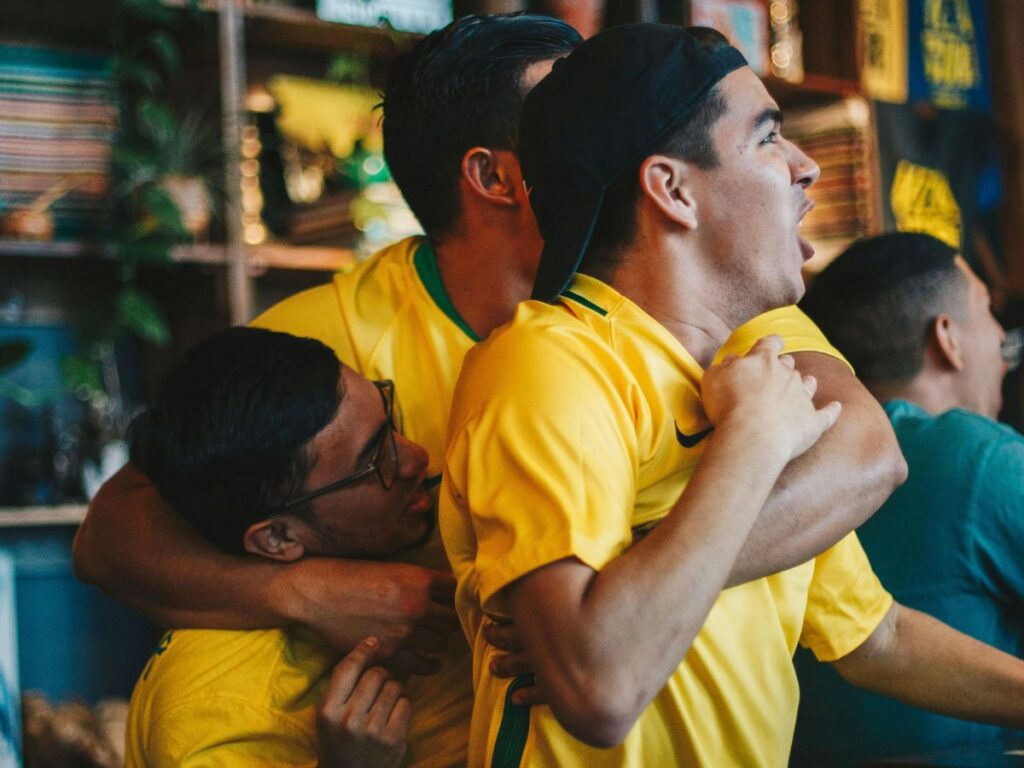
[414,239,481,342]
[561,288,608,316]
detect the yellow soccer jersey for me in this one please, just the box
[125,628,335,767]
[440,274,893,768]
[251,236,476,767]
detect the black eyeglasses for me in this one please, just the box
[273,380,398,512]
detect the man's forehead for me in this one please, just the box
[716,66,780,129]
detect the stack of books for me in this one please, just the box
[0,44,117,240]
[787,98,876,271]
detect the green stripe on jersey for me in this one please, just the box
[413,240,481,342]
[562,289,608,316]
[492,675,533,768]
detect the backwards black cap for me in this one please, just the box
[520,24,746,302]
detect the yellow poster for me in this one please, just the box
[860,0,908,103]
[890,160,962,248]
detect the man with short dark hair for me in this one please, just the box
[793,233,1024,765]
[124,327,433,767]
[441,25,1024,767]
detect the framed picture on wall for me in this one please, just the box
[690,0,770,76]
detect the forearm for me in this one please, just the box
[834,603,1024,728]
[74,464,291,629]
[511,424,788,746]
[727,353,906,586]
[76,466,460,656]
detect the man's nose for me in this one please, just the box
[789,140,820,190]
[395,433,429,480]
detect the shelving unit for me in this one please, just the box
[0,505,87,528]
[0,238,356,273]
[162,0,416,55]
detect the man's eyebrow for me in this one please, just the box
[754,107,783,131]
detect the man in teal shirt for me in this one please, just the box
[794,232,1023,765]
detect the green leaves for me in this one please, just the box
[136,98,181,151]
[141,185,187,236]
[145,30,183,80]
[61,353,105,401]
[117,288,171,347]
[114,58,161,93]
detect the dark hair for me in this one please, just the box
[581,27,732,276]
[129,327,343,554]
[800,232,964,385]
[381,13,581,238]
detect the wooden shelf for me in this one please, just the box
[173,242,357,271]
[765,74,863,107]
[0,238,355,273]
[162,0,419,55]
[0,238,114,260]
[0,505,87,528]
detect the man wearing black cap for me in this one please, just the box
[440,24,1024,767]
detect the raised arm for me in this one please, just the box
[507,338,840,747]
[727,351,907,586]
[73,464,458,662]
[832,602,1024,728]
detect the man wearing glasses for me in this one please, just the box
[123,327,432,768]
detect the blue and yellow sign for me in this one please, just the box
[861,0,991,111]
[910,0,991,110]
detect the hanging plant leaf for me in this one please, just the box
[0,340,30,372]
[146,30,183,79]
[61,353,105,399]
[115,59,161,93]
[141,185,188,237]
[136,98,181,150]
[117,288,171,347]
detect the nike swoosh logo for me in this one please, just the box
[675,423,714,448]
[424,474,443,490]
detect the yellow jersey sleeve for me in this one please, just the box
[716,305,851,370]
[143,697,317,767]
[250,282,356,365]
[799,532,894,662]
[443,325,638,616]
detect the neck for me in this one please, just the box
[604,240,740,368]
[431,222,537,340]
[868,375,961,416]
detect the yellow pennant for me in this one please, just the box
[890,159,962,249]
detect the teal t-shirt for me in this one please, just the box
[792,400,1024,767]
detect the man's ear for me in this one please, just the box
[461,147,520,208]
[932,313,965,371]
[638,154,698,231]
[243,518,306,562]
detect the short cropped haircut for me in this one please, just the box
[129,327,343,554]
[801,232,964,385]
[381,13,581,238]
[581,27,732,276]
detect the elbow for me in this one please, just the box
[547,677,643,749]
[873,426,908,496]
[845,416,907,512]
[555,702,636,749]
